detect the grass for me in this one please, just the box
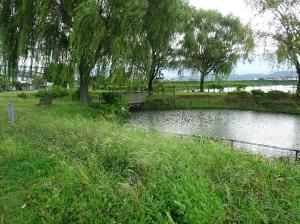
[91,80,298,92]
[160,80,298,89]
[0,92,300,223]
[144,92,300,115]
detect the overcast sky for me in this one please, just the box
[171,0,292,76]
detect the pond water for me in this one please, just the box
[185,85,297,93]
[130,110,300,158]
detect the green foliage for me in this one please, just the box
[180,8,254,91]
[266,90,290,99]
[36,0,76,63]
[0,0,36,83]
[236,84,247,91]
[144,96,175,110]
[36,86,69,98]
[228,91,252,98]
[12,81,22,91]
[0,75,7,88]
[17,92,27,99]
[208,84,224,91]
[102,98,130,121]
[0,94,299,223]
[251,90,265,96]
[246,0,300,94]
[44,63,74,87]
[31,75,44,86]
[102,92,121,104]
[143,0,185,92]
[51,86,69,98]
[36,89,50,98]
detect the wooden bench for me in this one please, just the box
[39,96,53,107]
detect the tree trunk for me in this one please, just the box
[147,55,157,95]
[147,74,155,95]
[296,61,300,97]
[79,65,90,104]
[200,73,205,92]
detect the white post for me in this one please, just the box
[7,103,14,124]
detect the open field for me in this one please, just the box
[0,92,300,223]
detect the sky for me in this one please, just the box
[164,0,293,78]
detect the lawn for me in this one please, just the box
[0,92,299,223]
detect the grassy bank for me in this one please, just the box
[0,93,300,223]
[87,80,298,93]
[144,92,300,115]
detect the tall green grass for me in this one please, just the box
[0,93,299,223]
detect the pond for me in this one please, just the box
[184,85,297,93]
[130,109,300,158]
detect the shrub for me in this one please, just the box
[100,97,130,121]
[227,91,251,98]
[143,96,175,110]
[36,89,51,98]
[51,85,69,98]
[251,90,266,104]
[266,90,290,99]
[102,92,120,104]
[12,81,22,91]
[71,89,80,101]
[236,84,247,91]
[36,86,69,98]
[17,92,27,99]
[208,84,224,92]
[251,89,265,97]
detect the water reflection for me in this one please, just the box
[130,110,300,156]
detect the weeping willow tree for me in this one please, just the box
[0,0,36,88]
[180,9,254,92]
[142,0,185,94]
[34,0,79,89]
[71,0,147,103]
[246,0,300,96]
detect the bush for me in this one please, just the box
[36,89,51,98]
[251,89,265,97]
[236,84,247,91]
[227,91,251,98]
[36,86,69,98]
[208,84,224,92]
[12,81,22,91]
[143,96,175,110]
[51,86,69,98]
[71,89,80,101]
[102,92,121,104]
[98,97,130,121]
[266,90,290,99]
[17,92,27,99]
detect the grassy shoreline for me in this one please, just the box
[143,92,300,115]
[1,93,300,223]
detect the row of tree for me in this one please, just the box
[0,0,299,103]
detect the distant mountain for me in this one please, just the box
[170,71,298,81]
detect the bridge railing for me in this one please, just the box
[121,92,148,104]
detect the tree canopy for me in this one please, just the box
[0,0,259,101]
[142,0,186,93]
[246,0,300,95]
[179,9,254,92]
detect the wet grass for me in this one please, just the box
[0,93,300,223]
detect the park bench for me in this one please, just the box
[39,96,53,107]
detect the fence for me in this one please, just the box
[179,134,300,161]
[137,128,300,161]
